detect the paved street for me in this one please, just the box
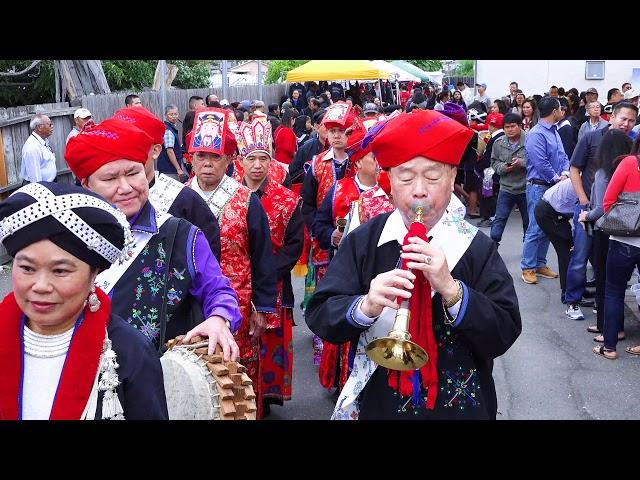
[2,208,639,419]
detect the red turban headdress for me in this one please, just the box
[366,110,473,169]
[65,118,153,180]
[112,107,166,145]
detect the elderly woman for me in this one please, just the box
[64,118,242,360]
[0,182,168,419]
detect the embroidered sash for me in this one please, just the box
[95,212,171,294]
[148,173,186,215]
[202,175,242,221]
[332,208,478,420]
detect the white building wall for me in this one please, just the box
[476,60,639,101]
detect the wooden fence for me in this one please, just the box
[82,84,288,134]
[0,83,287,262]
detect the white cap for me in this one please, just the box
[220,99,230,106]
[73,108,92,119]
[624,88,638,100]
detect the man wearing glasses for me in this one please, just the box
[157,104,187,181]
[21,113,57,185]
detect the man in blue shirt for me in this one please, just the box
[521,97,570,285]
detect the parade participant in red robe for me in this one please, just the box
[235,116,304,414]
[186,108,277,419]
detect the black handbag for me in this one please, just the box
[595,189,640,237]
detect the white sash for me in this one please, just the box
[331,207,478,420]
[192,175,241,221]
[95,212,171,295]
[148,173,186,215]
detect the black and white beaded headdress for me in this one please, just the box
[0,182,133,270]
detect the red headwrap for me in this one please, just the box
[345,125,372,163]
[65,118,153,180]
[112,107,166,145]
[368,110,473,169]
[321,101,356,131]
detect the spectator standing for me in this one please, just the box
[156,104,186,181]
[293,115,312,147]
[556,97,577,158]
[578,130,632,336]
[512,91,526,115]
[508,81,519,106]
[457,81,474,106]
[475,113,505,228]
[267,103,281,133]
[595,139,640,359]
[273,109,298,165]
[522,97,539,132]
[125,94,142,107]
[21,114,57,185]
[66,108,92,144]
[490,113,529,245]
[521,96,569,284]
[566,102,639,318]
[474,82,492,111]
[289,109,328,185]
[577,101,608,141]
[451,90,468,111]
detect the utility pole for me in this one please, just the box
[160,60,167,116]
[222,60,228,100]
[257,60,263,101]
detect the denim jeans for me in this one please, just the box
[565,204,593,304]
[491,190,529,243]
[521,183,551,270]
[603,240,640,350]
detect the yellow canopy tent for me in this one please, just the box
[286,60,391,82]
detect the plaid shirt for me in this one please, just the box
[163,128,175,149]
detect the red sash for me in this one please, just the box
[0,289,110,420]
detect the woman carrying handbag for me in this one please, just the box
[594,130,640,359]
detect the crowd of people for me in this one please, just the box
[2,73,639,420]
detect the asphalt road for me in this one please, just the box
[2,208,639,419]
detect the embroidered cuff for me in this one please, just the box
[346,295,379,329]
[444,282,469,328]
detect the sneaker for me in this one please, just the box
[565,303,585,320]
[477,218,493,228]
[536,266,559,279]
[522,269,537,284]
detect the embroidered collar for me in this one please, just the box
[129,201,158,234]
[372,187,388,198]
[321,147,349,164]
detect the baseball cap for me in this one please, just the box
[586,88,598,95]
[624,88,638,100]
[486,113,504,128]
[363,103,378,114]
[475,83,487,89]
[73,108,92,119]
[220,99,230,106]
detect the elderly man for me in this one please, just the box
[64,117,242,359]
[236,115,304,414]
[474,82,492,111]
[21,113,57,185]
[157,104,186,181]
[66,108,92,144]
[186,107,277,418]
[577,101,608,141]
[305,109,521,420]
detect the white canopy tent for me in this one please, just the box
[371,60,421,82]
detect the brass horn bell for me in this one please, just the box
[365,299,428,371]
[365,205,428,371]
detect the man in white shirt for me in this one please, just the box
[66,108,92,144]
[21,114,57,184]
[456,81,474,107]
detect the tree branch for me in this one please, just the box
[0,60,42,77]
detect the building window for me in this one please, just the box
[585,61,605,80]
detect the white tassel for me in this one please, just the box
[97,337,125,420]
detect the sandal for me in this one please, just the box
[624,345,640,356]
[587,325,600,334]
[593,345,617,360]
[593,333,625,343]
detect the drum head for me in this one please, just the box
[161,350,217,420]
[161,337,258,420]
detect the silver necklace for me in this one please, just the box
[23,325,74,359]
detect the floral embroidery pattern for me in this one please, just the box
[127,240,184,343]
[440,367,480,411]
